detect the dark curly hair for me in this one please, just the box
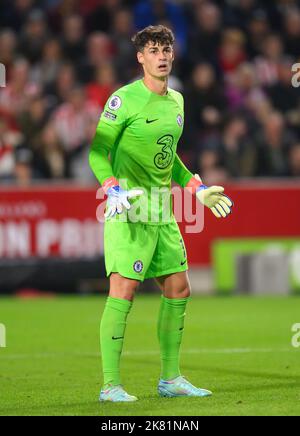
[131,25,175,52]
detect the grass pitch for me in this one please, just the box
[0,294,299,416]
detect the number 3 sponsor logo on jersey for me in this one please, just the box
[154,135,174,169]
[108,95,122,111]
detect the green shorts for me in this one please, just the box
[104,220,188,281]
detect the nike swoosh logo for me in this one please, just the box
[146,118,159,124]
[180,260,187,266]
[112,336,124,340]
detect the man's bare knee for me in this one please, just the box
[179,284,191,298]
[164,282,191,299]
[109,273,140,301]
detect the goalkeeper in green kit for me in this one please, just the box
[89,25,233,402]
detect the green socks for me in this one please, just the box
[100,296,132,387]
[157,295,189,380]
[100,295,188,387]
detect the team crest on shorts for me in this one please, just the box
[133,260,143,273]
[108,95,122,111]
[177,114,183,127]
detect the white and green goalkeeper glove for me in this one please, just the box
[194,174,233,218]
[105,185,144,219]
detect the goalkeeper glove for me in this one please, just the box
[193,174,233,218]
[104,184,143,219]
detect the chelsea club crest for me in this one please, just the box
[133,260,143,273]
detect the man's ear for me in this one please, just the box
[137,51,144,65]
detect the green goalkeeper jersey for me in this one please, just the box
[89,79,193,224]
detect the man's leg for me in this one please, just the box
[99,273,139,402]
[155,271,212,397]
[156,271,190,380]
[101,221,158,401]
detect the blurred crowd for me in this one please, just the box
[1,0,300,186]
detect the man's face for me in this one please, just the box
[137,42,174,79]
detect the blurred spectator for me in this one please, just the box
[246,9,270,57]
[78,32,115,84]
[18,9,50,64]
[284,8,300,57]
[197,149,228,185]
[134,0,187,54]
[43,0,62,11]
[45,62,77,107]
[222,0,258,30]
[218,29,247,78]
[0,58,40,120]
[111,8,138,82]
[86,64,120,109]
[61,14,85,63]
[186,1,221,69]
[225,62,267,114]
[14,146,33,186]
[267,57,300,127]
[288,143,300,176]
[85,0,122,34]
[0,30,17,81]
[254,33,284,86]
[34,122,66,179]
[0,0,35,32]
[31,38,63,87]
[0,118,23,180]
[184,63,226,149]
[255,112,294,176]
[51,85,100,153]
[51,0,81,25]
[220,115,258,177]
[17,95,49,151]
[71,118,99,181]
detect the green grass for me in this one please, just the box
[0,295,300,416]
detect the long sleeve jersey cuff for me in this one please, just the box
[185,176,203,194]
[102,176,119,194]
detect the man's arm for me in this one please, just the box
[171,93,202,191]
[172,153,203,192]
[172,153,233,218]
[89,93,143,218]
[89,121,120,192]
[89,92,128,192]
